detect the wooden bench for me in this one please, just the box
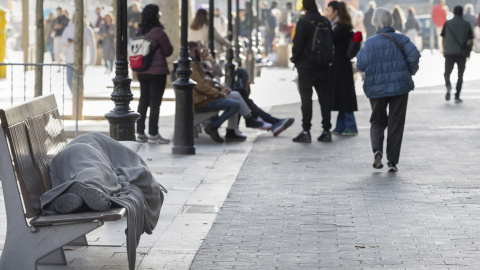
[0,94,135,269]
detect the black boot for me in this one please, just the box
[225,128,247,142]
[245,116,264,128]
[204,123,224,143]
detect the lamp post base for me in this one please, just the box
[105,110,140,141]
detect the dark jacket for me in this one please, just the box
[291,9,331,71]
[441,15,474,56]
[329,23,357,112]
[364,8,376,39]
[356,27,421,99]
[405,14,420,33]
[136,27,174,75]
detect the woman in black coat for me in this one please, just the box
[326,1,358,136]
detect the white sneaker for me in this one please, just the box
[148,134,171,144]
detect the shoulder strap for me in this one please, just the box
[378,32,404,54]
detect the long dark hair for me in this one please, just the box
[190,9,208,30]
[328,1,352,28]
[139,4,164,34]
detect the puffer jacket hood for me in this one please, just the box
[356,27,421,99]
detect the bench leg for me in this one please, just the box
[38,248,67,265]
[68,235,88,246]
[0,221,102,270]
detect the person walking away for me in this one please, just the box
[326,1,358,136]
[290,0,333,143]
[391,5,405,33]
[135,4,174,144]
[364,1,376,39]
[404,7,421,49]
[52,7,69,67]
[99,13,115,75]
[463,4,476,31]
[432,0,448,52]
[441,5,474,104]
[356,8,420,172]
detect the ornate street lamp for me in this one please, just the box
[105,0,140,141]
[246,1,255,83]
[172,0,196,155]
[224,0,235,86]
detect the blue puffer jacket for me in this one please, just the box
[356,27,421,99]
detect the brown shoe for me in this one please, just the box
[204,123,223,143]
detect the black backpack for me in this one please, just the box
[231,67,251,99]
[307,21,334,66]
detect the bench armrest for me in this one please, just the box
[30,207,126,226]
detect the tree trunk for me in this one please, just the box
[73,0,84,120]
[34,0,44,97]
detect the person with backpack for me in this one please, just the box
[326,1,358,136]
[356,8,420,172]
[290,0,333,143]
[135,4,174,144]
[441,5,474,103]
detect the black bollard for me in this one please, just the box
[224,0,235,87]
[172,0,196,155]
[208,0,215,58]
[246,1,255,83]
[105,0,140,141]
[235,0,242,66]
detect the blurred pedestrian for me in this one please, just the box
[391,5,405,33]
[189,9,231,54]
[356,8,420,172]
[94,7,104,28]
[214,8,228,38]
[326,1,358,136]
[441,5,474,103]
[45,12,55,62]
[127,2,142,41]
[265,1,278,55]
[404,7,421,48]
[432,0,448,52]
[279,2,295,42]
[99,12,115,75]
[348,5,366,38]
[135,4,174,144]
[291,0,332,143]
[364,1,376,39]
[52,7,69,65]
[463,4,476,31]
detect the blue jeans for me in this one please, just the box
[104,58,114,72]
[201,97,240,128]
[333,111,358,133]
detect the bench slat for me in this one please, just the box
[30,207,126,226]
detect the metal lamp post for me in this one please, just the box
[235,0,242,66]
[208,0,215,58]
[172,0,196,155]
[246,1,255,83]
[224,0,235,86]
[105,0,140,141]
[255,0,260,58]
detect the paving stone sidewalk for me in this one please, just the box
[190,81,480,269]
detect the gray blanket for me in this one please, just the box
[40,133,165,270]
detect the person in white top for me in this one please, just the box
[213,8,228,38]
[61,13,97,93]
[189,9,231,55]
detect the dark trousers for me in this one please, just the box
[444,55,467,98]
[297,69,331,132]
[136,74,167,136]
[369,93,408,165]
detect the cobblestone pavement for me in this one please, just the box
[190,79,480,269]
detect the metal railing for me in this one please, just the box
[0,63,81,137]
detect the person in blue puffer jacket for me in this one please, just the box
[356,7,421,173]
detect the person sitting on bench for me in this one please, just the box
[188,41,267,142]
